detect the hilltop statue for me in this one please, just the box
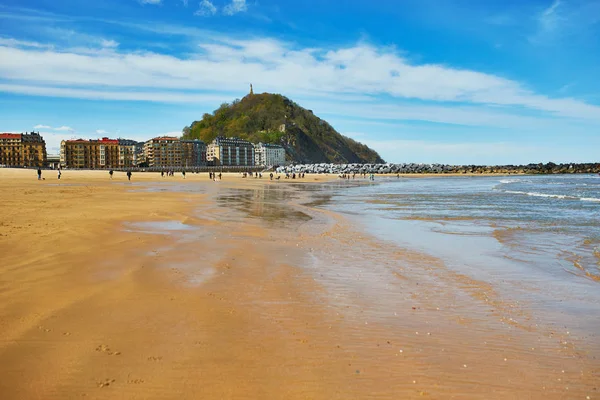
[250,84,254,95]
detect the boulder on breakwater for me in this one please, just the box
[275,162,600,175]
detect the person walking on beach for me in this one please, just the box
[57,169,61,180]
[270,173,273,180]
[37,168,42,180]
[109,170,114,179]
[218,172,222,180]
[161,171,164,178]
[127,171,132,181]
[182,171,186,179]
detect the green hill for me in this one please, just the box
[181,92,384,164]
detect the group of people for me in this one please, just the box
[241,172,263,179]
[284,172,305,179]
[208,172,222,181]
[338,172,375,181]
[35,168,132,181]
[109,170,132,180]
[339,173,357,180]
[240,171,301,181]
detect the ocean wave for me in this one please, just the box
[502,190,600,202]
[499,179,520,184]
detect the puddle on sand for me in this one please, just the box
[216,187,312,223]
[123,221,195,235]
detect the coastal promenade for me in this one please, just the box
[0,169,597,399]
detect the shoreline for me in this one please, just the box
[0,168,598,399]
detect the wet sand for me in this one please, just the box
[0,169,598,399]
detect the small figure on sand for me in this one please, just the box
[37,168,42,180]
[109,170,114,179]
[57,169,61,180]
[218,172,222,180]
[182,171,186,179]
[161,171,164,178]
[127,171,132,181]
[270,173,273,180]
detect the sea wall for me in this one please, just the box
[276,162,600,175]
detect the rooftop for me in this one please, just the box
[0,133,22,139]
[149,136,179,142]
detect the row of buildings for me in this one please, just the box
[62,136,285,169]
[0,132,286,169]
[0,132,47,167]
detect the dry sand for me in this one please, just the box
[0,168,597,399]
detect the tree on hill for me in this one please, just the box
[182,92,384,164]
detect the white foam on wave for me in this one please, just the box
[499,179,520,184]
[502,190,600,202]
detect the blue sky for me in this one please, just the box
[0,0,599,163]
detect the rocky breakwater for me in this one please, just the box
[276,162,600,175]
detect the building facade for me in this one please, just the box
[207,137,254,167]
[254,142,286,167]
[0,132,47,167]
[181,139,207,168]
[60,137,120,169]
[144,137,182,168]
[117,139,144,168]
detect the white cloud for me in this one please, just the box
[0,38,53,49]
[182,0,188,6]
[96,129,109,134]
[139,0,162,4]
[33,124,52,129]
[53,126,74,132]
[223,0,247,16]
[195,0,217,16]
[0,33,599,128]
[100,39,119,48]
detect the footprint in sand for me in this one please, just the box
[96,344,121,356]
[147,356,163,362]
[97,379,116,388]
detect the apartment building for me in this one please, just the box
[144,137,182,168]
[60,137,119,169]
[181,139,207,167]
[207,136,254,167]
[117,139,144,168]
[254,142,286,167]
[0,132,47,167]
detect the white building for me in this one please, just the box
[254,142,286,167]
[206,136,254,166]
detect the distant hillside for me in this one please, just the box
[181,92,384,164]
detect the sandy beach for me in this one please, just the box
[0,168,598,400]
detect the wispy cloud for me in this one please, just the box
[53,126,74,132]
[223,0,248,16]
[33,124,51,129]
[528,0,600,44]
[0,37,53,49]
[182,0,189,6]
[539,0,563,32]
[195,0,217,16]
[96,129,109,134]
[139,0,162,4]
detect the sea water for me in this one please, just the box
[319,174,600,340]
